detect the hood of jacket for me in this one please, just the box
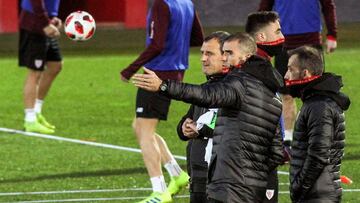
[301,72,350,110]
[239,55,284,93]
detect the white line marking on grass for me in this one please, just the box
[278,189,360,194]
[0,188,152,196]
[0,127,289,175]
[278,171,289,175]
[13,195,189,203]
[0,127,186,160]
[343,189,360,192]
[279,182,290,185]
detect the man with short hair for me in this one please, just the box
[258,0,338,146]
[285,46,350,203]
[132,33,284,202]
[176,31,230,203]
[246,11,284,60]
[245,11,287,203]
[19,0,63,134]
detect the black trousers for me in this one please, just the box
[207,198,223,203]
[262,169,279,203]
[190,192,207,203]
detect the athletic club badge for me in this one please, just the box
[35,59,43,68]
[266,189,275,200]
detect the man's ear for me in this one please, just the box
[303,69,313,78]
[256,32,266,42]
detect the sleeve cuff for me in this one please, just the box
[120,68,136,80]
[327,35,337,41]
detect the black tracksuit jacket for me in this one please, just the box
[162,56,285,202]
[176,74,225,196]
[289,73,350,203]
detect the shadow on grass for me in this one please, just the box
[0,164,187,184]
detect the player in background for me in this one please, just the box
[119,0,203,202]
[19,0,62,134]
[258,0,338,146]
[176,31,230,203]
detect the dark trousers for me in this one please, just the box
[190,181,207,203]
[190,192,207,203]
[262,169,279,203]
[207,198,224,203]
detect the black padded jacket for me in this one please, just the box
[289,73,350,203]
[163,56,284,202]
[176,74,225,193]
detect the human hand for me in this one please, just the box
[182,118,198,138]
[132,67,162,91]
[326,36,337,53]
[51,17,62,29]
[43,24,60,38]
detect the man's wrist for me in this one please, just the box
[159,80,168,92]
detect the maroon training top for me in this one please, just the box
[20,0,51,34]
[120,0,204,81]
[258,0,337,49]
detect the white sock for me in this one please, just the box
[34,99,44,114]
[25,109,36,122]
[164,159,182,177]
[284,129,293,141]
[150,175,166,193]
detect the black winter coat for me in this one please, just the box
[176,74,225,192]
[289,73,350,203]
[163,56,284,202]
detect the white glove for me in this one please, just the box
[326,36,337,54]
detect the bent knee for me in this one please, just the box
[52,64,63,75]
[47,62,63,75]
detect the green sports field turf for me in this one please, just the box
[0,23,359,202]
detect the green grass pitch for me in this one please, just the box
[0,23,359,202]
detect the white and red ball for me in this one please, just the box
[64,11,96,41]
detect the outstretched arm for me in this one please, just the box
[132,68,244,108]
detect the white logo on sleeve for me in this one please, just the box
[204,138,213,166]
[266,189,275,200]
[34,59,43,68]
[136,107,144,113]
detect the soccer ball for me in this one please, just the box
[64,11,96,41]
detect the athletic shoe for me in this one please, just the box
[24,121,55,134]
[37,114,55,130]
[167,171,190,195]
[137,191,172,203]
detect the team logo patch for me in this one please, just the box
[136,107,144,113]
[34,59,43,69]
[266,189,274,200]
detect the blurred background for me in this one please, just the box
[1,0,360,32]
[1,0,359,57]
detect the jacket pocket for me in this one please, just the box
[308,166,335,198]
